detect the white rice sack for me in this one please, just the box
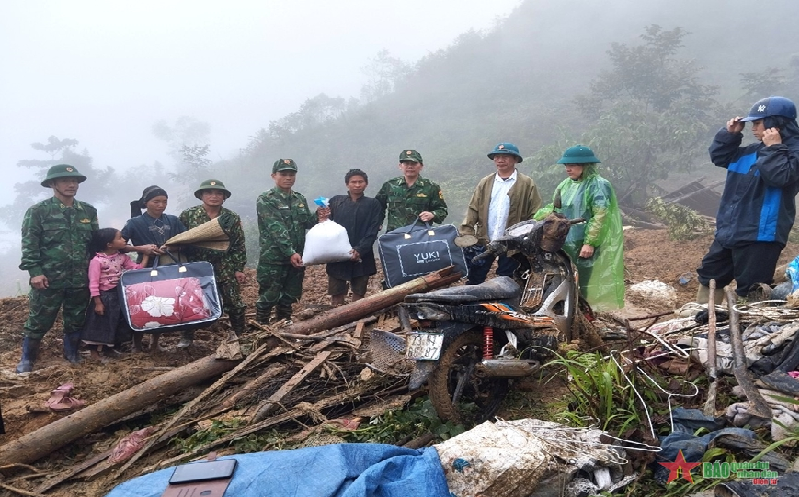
[302,220,352,265]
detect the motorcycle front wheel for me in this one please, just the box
[428,328,510,426]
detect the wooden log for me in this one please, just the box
[274,267,461,340]
[0,355,238,467]
[703,279,718,416]
[114,345,289,477]
[726,287,772,420]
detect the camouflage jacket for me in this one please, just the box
[19,196,99,288]
[179,206,246,283]
[256,187,317,265]
[375,176,448,231]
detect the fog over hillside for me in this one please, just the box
[1,0,798,296]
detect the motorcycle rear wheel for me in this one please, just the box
[428,328,510,426]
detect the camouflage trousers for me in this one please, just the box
[218,277,246,322]
[256,263,305,318]
[24,287,90,340]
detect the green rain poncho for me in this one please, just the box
[535,164,624,310]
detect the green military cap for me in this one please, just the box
[273,159,298,173]
[399,149,423,164]
[194,179,232,199]
[41,164,87,187]
[557,145,601,164]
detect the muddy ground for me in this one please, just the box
[1,227,798,496]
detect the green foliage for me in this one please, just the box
[3,136,117,228]
[572,25,722,208]
[577,25,718,115]
[526,140,574,202]
[28,136,79,160]
[646,197,711,240]
[172,418,244,453]
[547,350,645,435]
[360,50,410,103]
[169,144,212,187]
[740,67,788,98]
[331,398,465,444]
[172,418,289,454]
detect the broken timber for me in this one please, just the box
[725,287,772,420]
[0,355,238,467]
[267,266,462,344]
[251,350,332,421]
[703,279,718,416]
[0,267,460,468]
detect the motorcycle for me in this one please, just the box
[395,213,585,425]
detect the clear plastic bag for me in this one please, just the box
[302,220,353,265]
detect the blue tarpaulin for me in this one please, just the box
[105,443,449,497]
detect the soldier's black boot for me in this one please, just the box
[63,331,82,364]
[176,330,194,348]
[275,306,293,324]
[16,337,41,373]
[256,306,272,325]
[229,312,246,336]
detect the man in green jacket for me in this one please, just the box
[256,159,319,324]
[460,143,542,284]
[375,150,448,232]
[17,164,99,373]
[180,179,247,340]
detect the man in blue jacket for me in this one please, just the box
[697,96,799,303]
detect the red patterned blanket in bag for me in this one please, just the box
[124,277,211,329]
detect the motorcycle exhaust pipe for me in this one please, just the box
[478,359,541,377]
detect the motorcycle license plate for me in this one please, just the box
[405,332,444,361]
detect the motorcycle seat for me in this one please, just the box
[405,276,521,303]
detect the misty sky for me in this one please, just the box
[0,0,521,201]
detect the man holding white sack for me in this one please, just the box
[318,169,384,306]
[256,159,321,324]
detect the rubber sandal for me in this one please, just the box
[45,382,84,411]
[47,396,86,411]
[51,382,74,396]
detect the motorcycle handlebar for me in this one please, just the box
[471,241,506,264]
[470,217,584,263]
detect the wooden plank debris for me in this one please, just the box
[251,351,332,422]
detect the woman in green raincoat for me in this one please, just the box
[535,145,624,310]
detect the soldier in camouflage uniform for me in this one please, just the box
[17,164,99,373]
[256,159,320,323]
[375,149,448,231]
[180,179,247,337]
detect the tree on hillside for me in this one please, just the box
[266,93,349,139]
[171,144,211,186]
[547,25,724,208]
[152,116,211,152]
[740,57,799,100]
[152,116,213,192]
[3,137,116,227]
[360,49,410,103]
[576,25,718,116]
